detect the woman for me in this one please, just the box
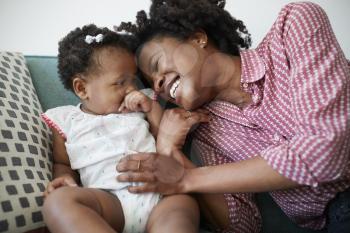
[116,0,350,232]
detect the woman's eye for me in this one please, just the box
[151,57,161,74]
[155,59,160,73]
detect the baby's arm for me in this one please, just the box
[43,128,79,197]
[145,100,163,138]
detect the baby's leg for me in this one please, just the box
[146,194,199,233]
[43,186,124,233]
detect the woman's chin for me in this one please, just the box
[165,92,205,110]
[180,99,202,111]
[177,87,210,110]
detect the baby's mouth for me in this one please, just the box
[170,76,181,99]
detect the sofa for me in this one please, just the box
[0,51,327,233]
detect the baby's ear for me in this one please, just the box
[72,75,88,100]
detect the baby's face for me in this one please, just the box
[83,47,137,115]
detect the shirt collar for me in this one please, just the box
[240,49,265,83]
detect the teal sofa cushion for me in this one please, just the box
[25,56,79,112]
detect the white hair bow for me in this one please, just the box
[85,34,104,44]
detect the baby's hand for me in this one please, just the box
[43,176,77,198]
[118,90,152,113]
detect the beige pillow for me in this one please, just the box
[0,52,52,232]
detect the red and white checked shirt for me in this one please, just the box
[193,2,350,229]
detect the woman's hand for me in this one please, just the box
[116,152,189,195]
[157,108,210,156]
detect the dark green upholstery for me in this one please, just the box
[25,56,79,111]
[24,56,326,233]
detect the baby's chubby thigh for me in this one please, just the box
[112,188,161,233]
[146,194,200,233]
[43,186,125,233]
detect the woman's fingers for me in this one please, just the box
[118,155,184,182]
[128,184,157,193]
[117,171,156,183]
[117,160,140,172]
[187,110,211,121]
[186,111,210,126]
[195,108,210,114]
[127,182,180,195]
[179,109,210,129]
[117,152,156,172]
[119,152,153,163]
[166,108,210,124]
[116,152,187,195]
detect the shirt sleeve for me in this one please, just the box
[41,105,76,140]
[260,2,350,187]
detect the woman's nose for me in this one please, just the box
[154,76,165,93]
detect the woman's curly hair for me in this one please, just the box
[58,24,137,91]
[116,0,251,57]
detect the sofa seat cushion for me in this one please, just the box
[0,52,52,233]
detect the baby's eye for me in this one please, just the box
[115,79,125,85]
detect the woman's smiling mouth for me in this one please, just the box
[170,76,181,99]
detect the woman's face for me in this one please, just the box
[138,35,221,110]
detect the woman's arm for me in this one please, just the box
[182,155,298,194]
[117,150,298,194]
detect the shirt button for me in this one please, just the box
[334,173,341,179]
[252,94,259,103]
[243,83,249,88]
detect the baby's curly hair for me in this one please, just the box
[116,0,251,57]
[58,24,138,91]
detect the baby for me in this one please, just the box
[41,24,163,233]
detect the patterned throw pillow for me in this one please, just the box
[0,52,52,233]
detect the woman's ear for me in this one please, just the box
[72,75,88,100]
[189,30,208,48]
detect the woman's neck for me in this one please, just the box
[214,55,252,108]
